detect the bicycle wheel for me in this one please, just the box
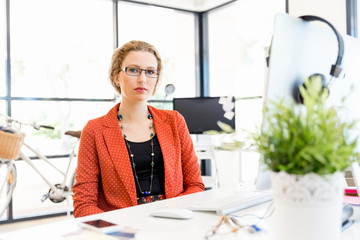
[0,160,17,218]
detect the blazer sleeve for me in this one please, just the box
[175,112,205,196]
[72,120,104,217]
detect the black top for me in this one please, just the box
[125,135,165,198]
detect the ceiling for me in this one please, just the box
[125,0,237,12]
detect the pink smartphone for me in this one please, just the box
[78,219,123,233]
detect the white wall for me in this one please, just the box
[289,0,347,34]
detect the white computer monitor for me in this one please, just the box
[256,13,360,190]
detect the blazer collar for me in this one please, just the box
[102,103,121,128]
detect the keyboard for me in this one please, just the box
[189,191,273,215]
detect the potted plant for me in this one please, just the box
[252,75,359,240]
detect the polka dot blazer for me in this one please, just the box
[72,103,205,217]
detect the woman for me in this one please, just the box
[72,40,205,217]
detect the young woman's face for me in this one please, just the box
[116,51,158,103]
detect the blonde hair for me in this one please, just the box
[109,40,162,95]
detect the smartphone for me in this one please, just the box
[78,219,124,233]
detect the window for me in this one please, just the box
[11,101,114,156]
[208,0,285,132]
[358,0,360,36]
[8,0,114,219]
[117,2,197,99]
[10,0,114,99]
[207,0,285,184]
[288,0,347,34]
[1,0,5,97]
[0,101,5,114]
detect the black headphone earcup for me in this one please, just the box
[294,73,329,104]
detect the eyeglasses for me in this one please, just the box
[121,67,160,78]
[204,215,240,239]
[204,215,265,239]
[205,201,274,239]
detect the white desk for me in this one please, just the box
[1,186,360,240]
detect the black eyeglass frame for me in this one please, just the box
[121,67,160,78]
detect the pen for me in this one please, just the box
[342,219,355,232]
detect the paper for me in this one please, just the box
[343,195,360,205]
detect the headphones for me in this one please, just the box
[266,15,345,104]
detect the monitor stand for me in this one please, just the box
[195,134,219,189]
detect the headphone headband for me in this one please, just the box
[299,15,344,77]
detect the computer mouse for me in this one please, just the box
[150,208,193,220]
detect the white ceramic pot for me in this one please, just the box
[271,171,344,240]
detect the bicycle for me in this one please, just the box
[0,113,81,218]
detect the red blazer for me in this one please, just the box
[73,103,205,217]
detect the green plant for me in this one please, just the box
[252,76,359,175]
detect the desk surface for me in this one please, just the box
[1,186,360,240]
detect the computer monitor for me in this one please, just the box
[256,13,360,190]
[172,97,235,134]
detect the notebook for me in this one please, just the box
[189,190,273,215]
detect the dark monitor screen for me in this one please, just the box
[173,97,235,134]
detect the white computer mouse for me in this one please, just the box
[150,208,193,220]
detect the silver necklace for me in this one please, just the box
[117,113,155,196]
